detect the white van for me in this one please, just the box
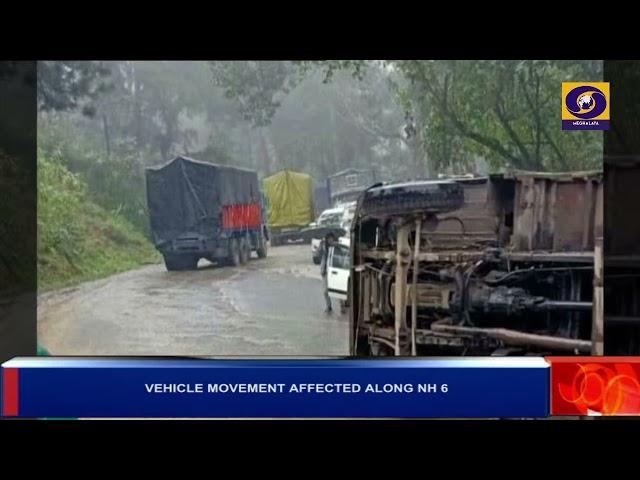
[311,206,346,264]
[327,236,351,313]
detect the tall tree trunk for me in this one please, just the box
[443,74,451,175]
[330,105,340,170]
[533,68,542,169]
[246,126,255,172]
[159,141,169,162]
[260,127,278,174]
[411,85,430,179]
[130,62,143,150]
[412,115,429,178]
[102,113,111,158]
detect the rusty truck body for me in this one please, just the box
[349,170,604,356]
[604,156,640,354]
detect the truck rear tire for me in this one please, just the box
[164,254,198,271]
[257,235,268,259]
[228,238,241,266]
[239,237,250,264]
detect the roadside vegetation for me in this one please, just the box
[37,152,158,291]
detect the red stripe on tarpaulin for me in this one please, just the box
[546,357,640,416]
[2,368,19,416]
[222,203,262,229]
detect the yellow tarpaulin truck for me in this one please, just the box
[263,170,315,245]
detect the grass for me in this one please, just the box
[37,154,160,292]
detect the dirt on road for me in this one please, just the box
[38,245,349,356]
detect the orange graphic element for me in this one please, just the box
[548,357,640,416]
[222,203,262,230]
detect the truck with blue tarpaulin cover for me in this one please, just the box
[146,156,268,271]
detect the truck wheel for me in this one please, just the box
[239,237,250,264]
[164,254,198,271]
[257,236,268,259]
[228,238,241,266]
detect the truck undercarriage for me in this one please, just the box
[350,172,604,356]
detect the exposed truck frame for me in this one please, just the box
[604,155,640,354]
[349,170,604,356]
[146,156,268,271]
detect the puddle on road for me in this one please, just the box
[222,270,349,356]
[38,246,349,356]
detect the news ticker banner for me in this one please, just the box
[1,357,639,418]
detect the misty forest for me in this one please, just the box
[33,60,603,288]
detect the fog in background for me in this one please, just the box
[36,60,603,240]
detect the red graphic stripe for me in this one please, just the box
[546,357,640,416]
[222,203,262,229]
[2,368,19,416]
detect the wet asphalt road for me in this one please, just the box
[38,245,349,356]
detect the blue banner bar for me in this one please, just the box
[2,357,549,418]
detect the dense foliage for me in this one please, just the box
[212,60,603,174]
[37,153,158,290]
[393,60,602,172]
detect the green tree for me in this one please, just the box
[38,61,250,235]
[304,60,603,173]
[209,61,299,127]
[394,60,602,172]
[209,61,412,179]
[37,61,111,115]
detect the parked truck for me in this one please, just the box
[328,168,376,205]
[263,170,315,246]
[314,181,332,217]
[349,170,604,356]
[146,156,268,271]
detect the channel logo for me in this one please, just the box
[562,82,610,130]
[548,357,640,416]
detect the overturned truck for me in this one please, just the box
[350,171,603,356]
[146,156,268,271]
